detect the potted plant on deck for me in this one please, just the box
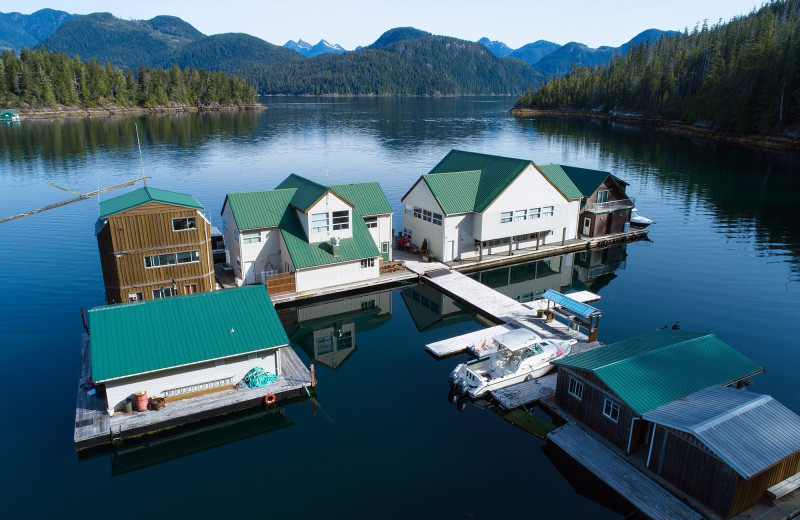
[428,253,436,263]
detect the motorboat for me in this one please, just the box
[449,328,574,399]
[630,208,654,227]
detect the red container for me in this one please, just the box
[135,391,148,412]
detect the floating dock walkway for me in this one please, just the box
[74,335,313,452]
[548,423,703,520]
[423,269,602,358]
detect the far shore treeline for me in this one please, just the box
[0,47,258,109]
[515,0,800,135]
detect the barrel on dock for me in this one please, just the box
[123,399,133,413]
[134,391,148,412]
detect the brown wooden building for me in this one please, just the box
[96,186,214,304]
[559,165,633,237]
[642,386,800,519]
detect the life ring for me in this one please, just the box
[264,393,277,405]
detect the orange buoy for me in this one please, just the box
[264,393,277,405]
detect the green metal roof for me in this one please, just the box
[99,187,203,218]
[89,286,289,382]
[558,165,628,198]
[276,173,332,212]
[422,170,482,214]
[330,182,393,217]
[536,164,583,200]
[428,150,532,213]
[280,212,379,269]
[554,330,764,415]
[224,189,296,230]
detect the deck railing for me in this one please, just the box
[584,197,635,213]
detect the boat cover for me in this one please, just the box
[541,289,601,320]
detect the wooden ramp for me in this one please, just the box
[548,423,703,520]
[421,269,587,344]
[491,373,558,410]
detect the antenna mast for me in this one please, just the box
[135,123,147,186]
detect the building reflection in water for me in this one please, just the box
[279,291,393,370]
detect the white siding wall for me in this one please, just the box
[221,203,242,278]
[240,228,282,283]
[401,182,446,256]
[105,348,281,412]
[307,194,353,243]
[444,213,475,261]
[295,258,379,292]
[479,165,572,241]
[375,214,393,260]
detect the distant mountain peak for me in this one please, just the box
[477,37,513,57]
[283,38,346,57]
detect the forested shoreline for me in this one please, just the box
[514,0,800,137]
[0,47,259,111]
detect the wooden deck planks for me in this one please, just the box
[491,373,558,410]
[74,339,312,450]
[425,324,514,358]
[548,423,703,520]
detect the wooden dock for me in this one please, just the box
[492,373,559,410]
[74,336,313,451]
[548,423,703,520]
[425,324,515,357]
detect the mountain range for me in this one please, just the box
[1,9,677,96]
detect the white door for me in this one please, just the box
[244,261,255,284]
[446,240,455,261]
[582,217,591,236]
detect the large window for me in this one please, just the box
[172,217,197,231]
[603,398,620,422]
[403,228,412,238]
[145,250,200,268]
[422,209,432,222]
[242,232,261,244]
[514,209,527,221]
[311,212,329,233]
[529,207,541,219]
[332,211,349,230]
[361,258,375,268]
[413,207,422,219]
[568,376,584,400]
[597,190,609,204]
[364,217,378,228]
[500,211,513,223]
[432,212,443,226]
[404,205,413,216]
[542,206,554,217]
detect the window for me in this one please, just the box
[542,206,554,217]
[603,398,620,422]
[514,209,527,221]
[317,336,334,355]
[422,209,432,222]
[152,287,176,299]
[128,292,143,302]
[597,190,609,204]
[404,205,413,216]
[432,213,443,226]
[360,258,375,268]
[364,217,378,228]
[381,242,389,254]
[176,251,200,264]
[242,232,261,244]
[403,228,412,238]
[568,376,584,400]
[529,207,541,219]
[311,212,329,233]
[361,300,376,310]
[500,211,513,223]
[172,217,197,231]
[332,210,349,230]
[184,284,198,294]
[337,330,353,350]
[413,207,422,219]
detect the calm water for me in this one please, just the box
[1,97,799,518]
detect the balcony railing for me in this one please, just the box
[584,197,635,213]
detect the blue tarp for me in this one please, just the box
[541,289,601,320]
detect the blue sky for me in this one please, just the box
[19,0,765,50]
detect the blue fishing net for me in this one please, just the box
[243,367,278,388]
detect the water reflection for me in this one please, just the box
[108,404,296,476]
[400,284,480,332]
[279,291,393,370]
[573,246,628,293]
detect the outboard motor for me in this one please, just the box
[456,378,470,397]
[449,368,462,388]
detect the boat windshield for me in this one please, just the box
[500,344,544,372]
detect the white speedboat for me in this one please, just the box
[449,328,574,399]
[630,208,654,227]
